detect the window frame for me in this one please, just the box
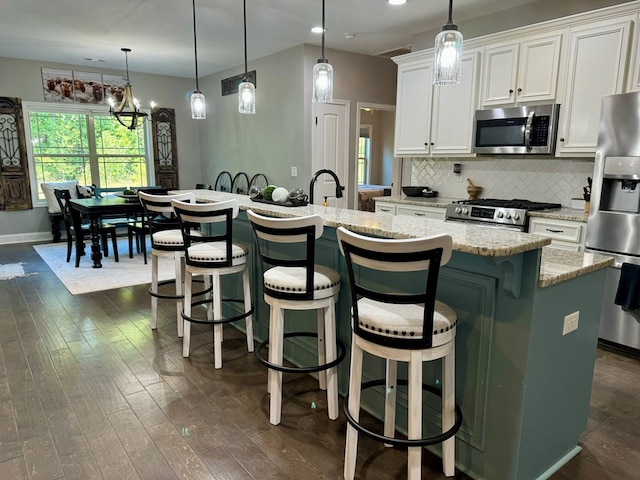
[22,101,154,208]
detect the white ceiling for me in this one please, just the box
[1,0,540,79]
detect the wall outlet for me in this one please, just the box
[291,166,298,177]
[563,311,579,335]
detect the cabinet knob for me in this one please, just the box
[517,88,522,94]
[430,142,434,146]
[509,89,514,95]
[560,138,565,142]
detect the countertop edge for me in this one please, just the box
[538,247,614,288]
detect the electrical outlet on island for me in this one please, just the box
[563,311,579,335]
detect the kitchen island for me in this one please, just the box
[185,190,612,480]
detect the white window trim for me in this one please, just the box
[22,101,153,208]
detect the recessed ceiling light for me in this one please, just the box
[82,57,106,62]
[388,0,407,5]
[311,26,325,34]
[344,33,355,39]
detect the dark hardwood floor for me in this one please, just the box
[1,242,639,479]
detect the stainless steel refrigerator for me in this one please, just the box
[586,90,640,354]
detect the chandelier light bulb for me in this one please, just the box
[238,80,256,114]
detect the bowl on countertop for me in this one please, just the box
[402,186,438,198]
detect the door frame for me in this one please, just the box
[353,102,396,210]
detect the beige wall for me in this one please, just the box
[200,44,397,206]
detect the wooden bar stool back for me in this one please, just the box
[171,198,254,369]
[138,191,195,337]
[336,227,462,480]
[247,210,345,426]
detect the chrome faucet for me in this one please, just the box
[309,169,345,204]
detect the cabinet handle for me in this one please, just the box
[414,213,426,216]
[380,208,391,212]
[546,228,564,233]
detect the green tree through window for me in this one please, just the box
[28,107,150,201]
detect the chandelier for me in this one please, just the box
[109,48,148,129]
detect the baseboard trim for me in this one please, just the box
[0,232,52,245]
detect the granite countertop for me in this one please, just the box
[539,247,613,287]
[187,190,550,257]
[375,196,590,222]
[183,190,612,287]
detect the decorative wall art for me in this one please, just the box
[41,68,126,105]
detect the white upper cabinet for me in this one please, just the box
[431,52,480,155]
[556,16,633,156]
[394,54,433,156]
[481,32,562,106]
[394,50,479,157]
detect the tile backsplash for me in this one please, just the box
[409,157,594,206]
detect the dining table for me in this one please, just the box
[69,196,144,268]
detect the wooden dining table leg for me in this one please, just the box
[89,216,103,268]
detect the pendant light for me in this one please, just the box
[109,48,148,130]
[238,0,256,114]
[312,0,333,103]
[433,0,463,85]
[191,0,206,119]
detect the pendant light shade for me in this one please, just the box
[312,0,333,103]
[239,0,256,114]
[433,0,463,86]
[191,0,206,119]
[109,48,148,130]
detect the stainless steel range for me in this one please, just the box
[445,199,562,231]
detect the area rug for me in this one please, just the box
[0,263,36,281]
[33,239,175,295]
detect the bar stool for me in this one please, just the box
[247,210,345,426]
[138,191,197,337]
[171,198,254,369]
[336,227,462,480]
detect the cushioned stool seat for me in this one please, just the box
[337,227,462,480]
[248,210,345,426]
[171,198,254,369]
[139,191,199,337]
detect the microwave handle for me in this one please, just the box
[524,111,535,151]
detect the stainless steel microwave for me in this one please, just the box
[473,104,560,155]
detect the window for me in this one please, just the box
[357,125,372,185]
[24,102,151,203]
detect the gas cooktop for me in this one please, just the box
[453,198,562,211]
[446,198,562,230]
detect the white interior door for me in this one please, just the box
[312,101,349,207]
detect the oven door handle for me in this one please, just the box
[524,111,535,152]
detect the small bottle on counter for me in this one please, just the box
[322,196,329,207]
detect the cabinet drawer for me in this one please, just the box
[529,219,583,243]
[375,203,396,214]
[396,205,445,220]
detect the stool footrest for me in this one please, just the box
[344,378,463,448]
[149,278,209,300]
[256,332,346,374]
[182,298,254,326]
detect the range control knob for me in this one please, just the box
[455,207,461,214]
[506,212,512,219]
[497,211,504,218]
[462,208,469,215]
[514,213,521,221]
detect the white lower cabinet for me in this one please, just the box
[396,205,445,221]
[528,217,586,251]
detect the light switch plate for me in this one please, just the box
[291,166,297,177]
